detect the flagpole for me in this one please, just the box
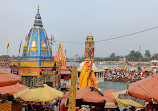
[9,44,10,58]
[19,41,22,58]
[7,42,10,57]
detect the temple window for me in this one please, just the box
[31,38,36,47]
[23,52,26,56]
[31,51,35,56]
[32,41,36,47]
[43,52,46,56]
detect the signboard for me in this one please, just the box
[20,62,38,66]
[11,61,18,65]
[21,70,37,75]
[11,68,19,74]
[41,62,55,66]
[40,69,58,75]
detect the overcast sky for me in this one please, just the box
[1,0,158,58]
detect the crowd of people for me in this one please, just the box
[21,100,60,111]
[104,68,152,82]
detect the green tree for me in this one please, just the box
[126,50,143,61]
[136,51,143,61]
[138,66,141,71]
[110,53,116,58]
[144,50,151,58]
[126,50,136,61]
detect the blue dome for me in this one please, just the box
[23,6,52,60]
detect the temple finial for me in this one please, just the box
[34,5,43,27]
[37,5,39,14]
[58,43,63,51]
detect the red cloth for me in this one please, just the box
[61,103,68,111]
[91,48,94,54]
[64,76,70,80]
[146,104,153,111]
[60,103,80,111]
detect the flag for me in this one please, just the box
[7,42,9,49]
[25,35,27,41]
[91,48,94,55]
[44,35,47,44]
[19,41,22,54]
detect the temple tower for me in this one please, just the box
[23,5,52,60]
[85,34,94,60]
[11,6,61,87]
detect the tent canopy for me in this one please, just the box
[111,90,146,108]
[0,83,28,95]
[0,69,21,87]
[103,90,116,103]
[14,83,63,102]
[102,67,110,70]
[142,68,151,72]
[63,87,105,103]
[127,74,158,103]
[129,67,138,71]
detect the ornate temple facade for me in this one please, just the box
[11,6,61,87]
[85,34,94,60]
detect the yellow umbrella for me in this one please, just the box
[111,90,147,108]
[102,67,110,70]
[129,67,138,71]
[13,83,63,102]
[123,66,127,69]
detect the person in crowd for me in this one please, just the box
[146,101,155,111]
[123,108,128,111]
[27,102,34,111]
[116,107,120,111]
[49,100,57,110]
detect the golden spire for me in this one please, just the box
[37,5,39,14]
[58,43,63,51]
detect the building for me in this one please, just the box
[11,6,61,87]
[151,60,158,74]
[0,58,11,67]
[85,34,94,60]
[78,34,104,83]
[74,54,78,62]
[54,43,71,89]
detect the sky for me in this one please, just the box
[1,0,158,58]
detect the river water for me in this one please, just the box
[98,81,129,92]
[98,81,129,110]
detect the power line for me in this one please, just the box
[55,26,158,44]
[95,26,158,42]
[55,40,84,44]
